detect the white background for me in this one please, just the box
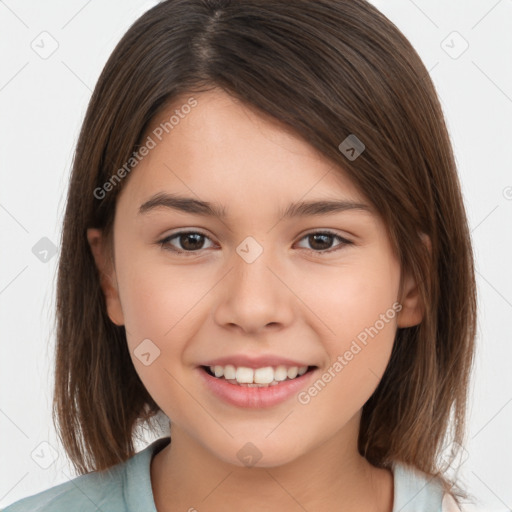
[1,1,511,510]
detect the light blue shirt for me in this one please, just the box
[2,437,448,511]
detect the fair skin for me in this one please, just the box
[87,88,424,512]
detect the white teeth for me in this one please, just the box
[207,364,311,385]
[287,367,298,379]
[236,367,254,383]
[223,364,236,380]
[254,367,274,384]
[274,365,288,381]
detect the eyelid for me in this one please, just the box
[157,228,354,256]
[158,229,217,255]
[295,229,353,254]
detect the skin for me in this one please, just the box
[87,88,425,512]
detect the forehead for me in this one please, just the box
[118,89,368,212]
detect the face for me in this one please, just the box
[88,88,422,468]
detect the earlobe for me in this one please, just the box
[86,228,125,326]
[396,233,431,328]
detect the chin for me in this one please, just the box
[204,435,305,469]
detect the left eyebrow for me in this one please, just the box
[138,192,372,219]
[280,198,372,219]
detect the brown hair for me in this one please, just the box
[53,0,476,504]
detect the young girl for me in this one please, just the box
[3,0,477,511]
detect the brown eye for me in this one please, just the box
[296,231,352,254]
[159,231,214,254]
[158,229,352,257]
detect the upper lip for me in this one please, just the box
[200,354,315,369]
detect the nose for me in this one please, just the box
[213,239,294,335]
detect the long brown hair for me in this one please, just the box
[53,0,476,504]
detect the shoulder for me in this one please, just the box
[1,467,124,512]
[1,437,170,512]
[391,461,463,512]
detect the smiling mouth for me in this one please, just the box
[200,365,317,387]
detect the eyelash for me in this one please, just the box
[157,230,353,257]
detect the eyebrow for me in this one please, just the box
[138,192,371,219]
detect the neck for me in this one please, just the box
[151,414,393,512]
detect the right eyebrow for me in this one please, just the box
[138,193,228,217]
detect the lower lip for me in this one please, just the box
[197,366,317,408]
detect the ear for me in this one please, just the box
[86,228,125,326]
[396,233,431,328]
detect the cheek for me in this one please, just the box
[298,257,400,398]
[114,261,199,416]
[115,249,214,343]
[299,253,400,339]
[113,250,218,410]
